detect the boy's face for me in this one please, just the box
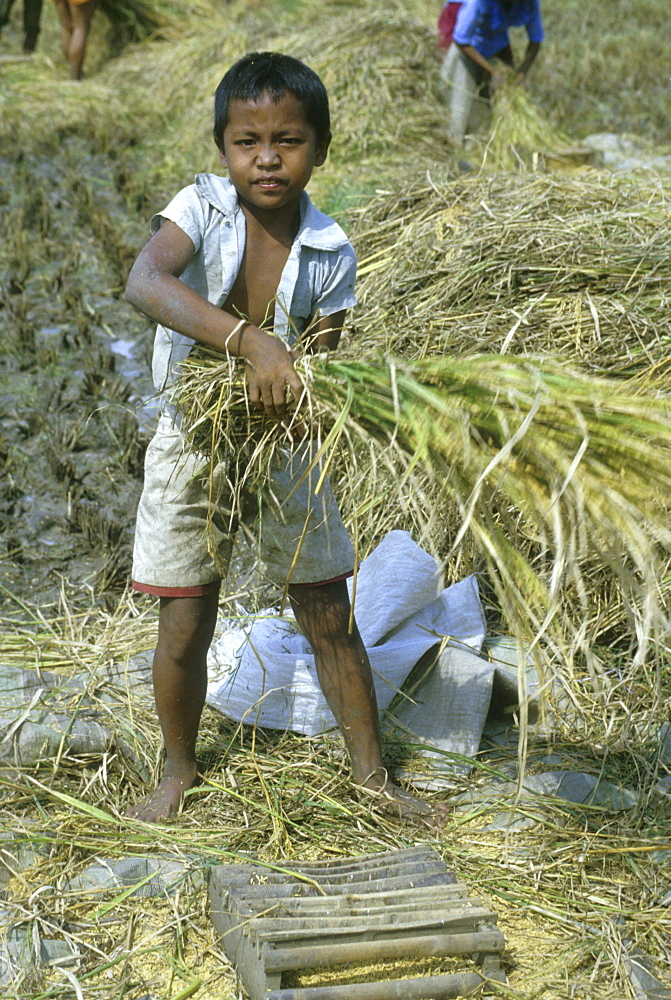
[219,91,330,214]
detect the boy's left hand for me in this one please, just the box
[243,328,304,419]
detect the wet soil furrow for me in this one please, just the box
[0,140,155,615]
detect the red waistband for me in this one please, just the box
[132,580,221,598]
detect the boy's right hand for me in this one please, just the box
[241,327,305,420]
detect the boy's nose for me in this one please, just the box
[257,143,280,166]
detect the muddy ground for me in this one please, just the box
[0,140,156,619]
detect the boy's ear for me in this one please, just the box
[218,145,228,171]
[314,132,331,168]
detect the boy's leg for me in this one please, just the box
[288,579,448,825]
[127,591,219,822]
[129,411,237,821]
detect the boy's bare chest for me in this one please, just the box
[223,231,292,330]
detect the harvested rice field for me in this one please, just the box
[1,0,671,998]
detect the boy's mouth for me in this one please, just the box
[255,176,285,187]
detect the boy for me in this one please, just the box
[440,0,543,143]
[125,52,446,826]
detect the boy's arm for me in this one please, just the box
[302,311,347,353]
[126,220,303,418]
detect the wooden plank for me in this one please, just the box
[217,862,450,893]
[266,971,485,999]
[224,871,456,900]
[215,848,441,881]
[226,885,473,915]
[264,929,505,972]
[252,908,495,943]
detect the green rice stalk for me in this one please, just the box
[172,349,671,707]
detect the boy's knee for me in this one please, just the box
[157,593,218,660]
[289,580,357,643]
[289,578,349,610]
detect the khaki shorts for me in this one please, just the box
[132,414,354,595]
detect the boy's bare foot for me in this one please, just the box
[126,764,198,823]
[358,774,450,829]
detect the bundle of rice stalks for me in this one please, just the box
[305,8,448,162]
[269,0,461,203]
[481,82,587,171]
[349,172,671,375]
[97,0,224,43]
[173,349,671,713]
[0,60,136,148]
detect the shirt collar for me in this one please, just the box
[194,172,350,252]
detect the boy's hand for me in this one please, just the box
[242,328,305,419]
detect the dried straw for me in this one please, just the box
[96,0,223,43]
[479,82,584,171]
[2,0,671,996]
[2,591,671,999]
[349,171,671,376]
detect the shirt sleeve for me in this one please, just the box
[526,1,544,43]
[452,0,480,46]
[149,185,207,254]
[313,243,358,318]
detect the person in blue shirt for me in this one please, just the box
[440,0,544,144]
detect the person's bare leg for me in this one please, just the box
[289,580,448,825]
[127,591,219,822]
[52,0,71,60]
[66,0,94,80]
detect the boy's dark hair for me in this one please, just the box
[213,51,331,149]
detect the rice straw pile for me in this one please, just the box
[344,169,671,672]
[481,83,584,171]
[0,1,237,159]
[303,6,450,163]
[96,0,223,42]
[0,62,136,148]
[349,171,671,376]
[0,0,461,207]
[3,589,671,1000]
